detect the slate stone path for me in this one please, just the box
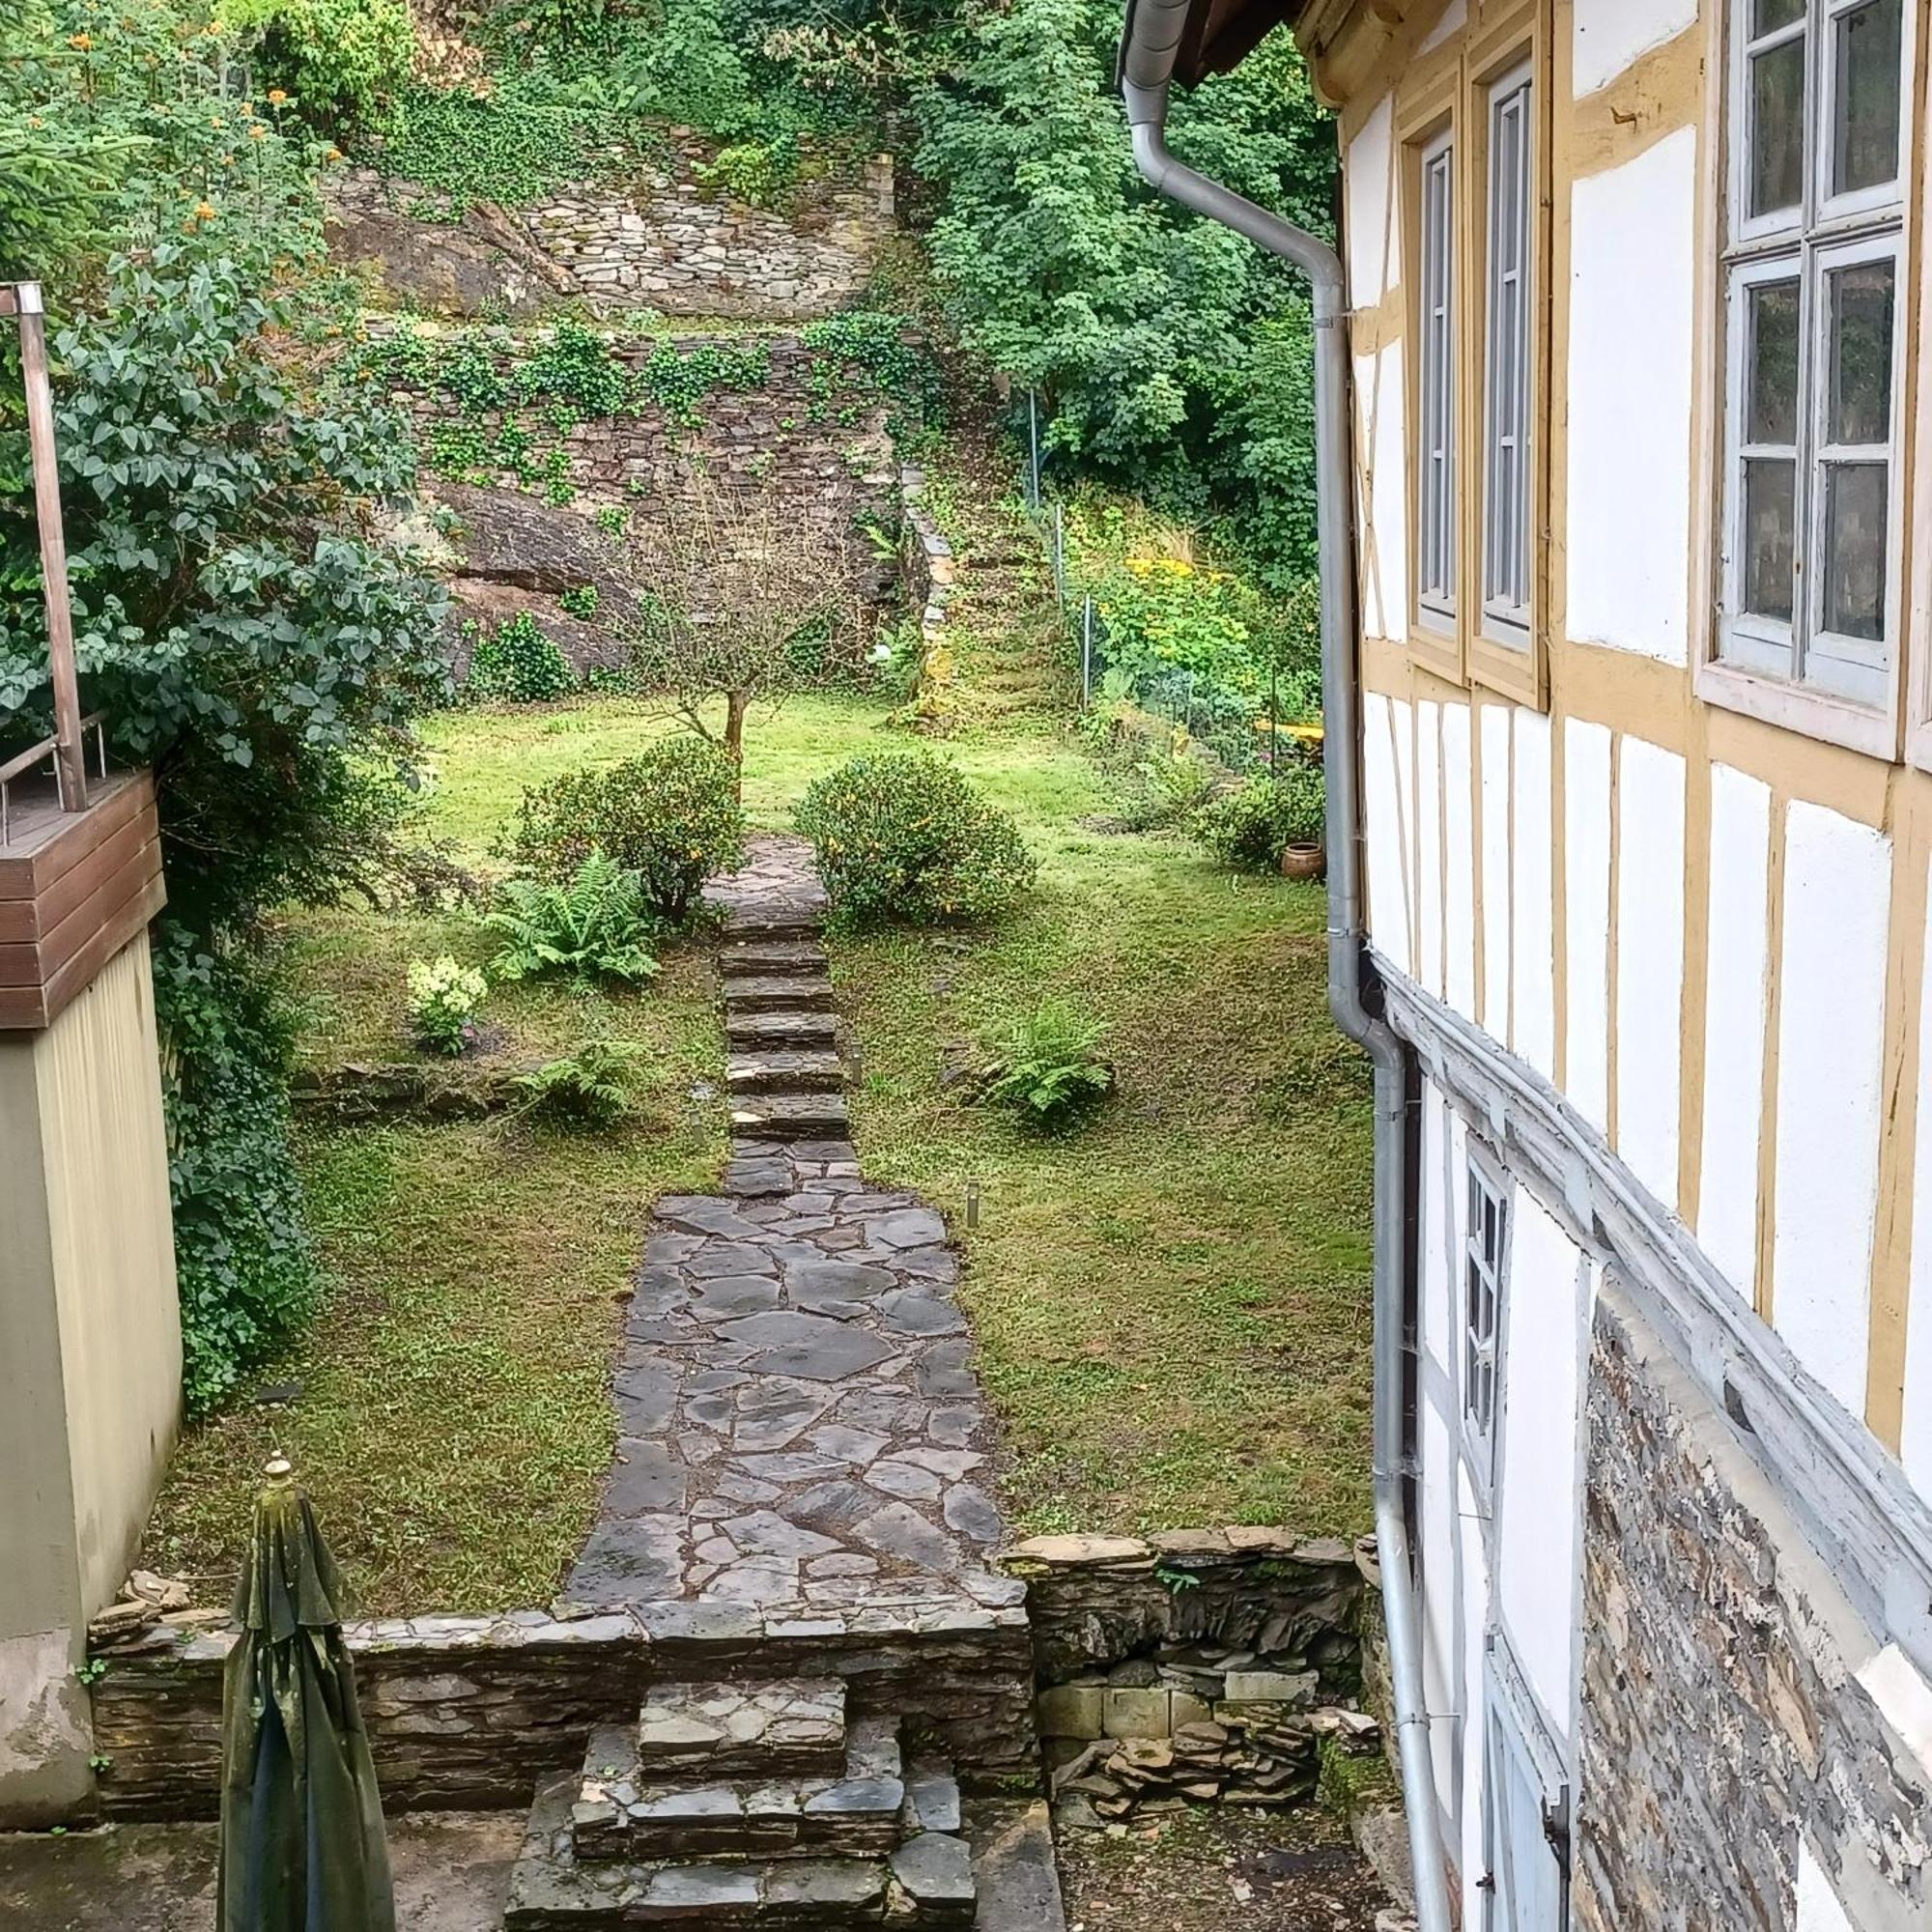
[564,835,1022,1621]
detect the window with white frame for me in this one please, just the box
[1482,63,1534,646]
[1417,128,1458,629]
[1463,1150,1510,1480]
[1719,0,1909,709]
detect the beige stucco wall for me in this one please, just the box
[0,931,180,1822]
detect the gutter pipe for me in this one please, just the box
[1118,12,1452,1928]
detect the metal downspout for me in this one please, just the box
[1119,10,1451,1927]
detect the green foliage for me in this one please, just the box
[559,582,600,619]
[795,750,1037,926]
[0,0,327,288]
[1191,766,1326,872]
[1092,553,1271,700]
[512,1037,644,1126]
[503,735,746,926]
[698,134,800,207]
[466,611,576,703]
[913,0,1334,582]
[228,0,413,131]
[487,850,662,984]
[981,996,1113,1126]
[1107,749,1216,833]
[407,954,487,1056]
[156,940,319,1416]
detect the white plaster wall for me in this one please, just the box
[1421,1084,1456,1374]
[1494,1187,1585,1741]
[1444,703,1477,1019]
[1565,128,1696,666]
[1512,712,1555,1079]
[1364,691,1413,973]
[1902,883,1932,1503]
[1615,737,1687,1208]
[1457,1469,1490,1930]
[1571,0,1698,96]
[1421,0,1466,55]
[1345,94,1396,309]
[1795,1842,1858,1932]
[1564,719,1612,1132]
[1481,706,1514,1038]
[1418,700,1445,999]
[1420,1394,1461,1819]
[1696,764,1772,1301]
[1772,802,1890,1417]
[1358,341,1408,639]
[1394,696,1419,980]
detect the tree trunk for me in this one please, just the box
[724,688,751,797]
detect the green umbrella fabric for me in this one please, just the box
[218,1459,395,1932]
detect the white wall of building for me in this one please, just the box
[1570,0,1699,97]
[1615,736,1687,1208]
[1564,718,1612,1131]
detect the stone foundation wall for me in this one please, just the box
[1574,1285,1932,1932]
[89,1602,1035,1822]
[327,138,895,322]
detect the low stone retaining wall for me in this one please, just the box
[89,1601,1035,1822]
[999,1528,1375,1829]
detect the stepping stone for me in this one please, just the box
[715,1310,895,1382]
[726,1009,838,1048]
[637,1678,848,1779]
[730,1094,850,1141]
[723,940,830,975]
[722,974,834,1012]
[726,1050,845,1094]
[890,1832,978,1926]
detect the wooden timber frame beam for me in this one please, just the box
[0,280,89,815]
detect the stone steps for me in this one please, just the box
[723,940,830,976]
[726,1050,846,1094]
[637,1678,848,1781]
[729,1093,851,1140]
[574,1712,913,1863]
[726,1009,839,1049]
[722,974,836,1014]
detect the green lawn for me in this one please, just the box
[143,689,1372,1613]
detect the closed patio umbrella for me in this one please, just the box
[218,1451,395,1932]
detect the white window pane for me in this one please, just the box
[1418,143,1456,613]
[1747,277,1801,445]
[1484,76,1532,627]
[1748,36,1806,219]
[1754,0,1803,30]
[1827,257,1895,446]
[1743,457,1798,619]
[1833,0,1902,197]
[1821,462,1888,639]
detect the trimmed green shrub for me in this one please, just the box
[1191,767,1325,872]
[794,751,1037,925]
[487,851,661,985]
[503,735,746,927]
[407,954,487,1057]
[466,611,576,704]
[982,998,1113,1126]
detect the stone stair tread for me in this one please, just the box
[575,1714,907,1864]
[730,1094,851,1140]
[723,975,836,1012]
[726,1050,845,1094]
[724,940,830,974]
[726,1009,839,1046]
[636,1677,847,1779]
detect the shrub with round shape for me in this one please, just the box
[504,735,747,928]
[795,750,1037,925]
[1190,766,1325,873]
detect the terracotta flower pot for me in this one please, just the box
[1280,840,1326,882]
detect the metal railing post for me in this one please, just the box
[5,282,88,812]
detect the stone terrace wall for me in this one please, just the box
[392,332,899,678]
[327,137,895,322]
[1574,1286,1932,1932]
[89,1601,1035,1822]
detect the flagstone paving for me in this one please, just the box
[562,835,1022,1622]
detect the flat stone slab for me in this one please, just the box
[563,841,1013,1623]
[721,974,835,1012]
[722,940,831,975]
[726,1050,846,1094]
[637,1679,847,1778]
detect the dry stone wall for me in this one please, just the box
[1574,1286,1932,1932]
[326,138,895,322]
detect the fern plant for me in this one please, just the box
[486,852,660,985]
[512,1039,644,1127]
[981,998,1114,1127]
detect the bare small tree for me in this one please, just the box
[618,465,871,779]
